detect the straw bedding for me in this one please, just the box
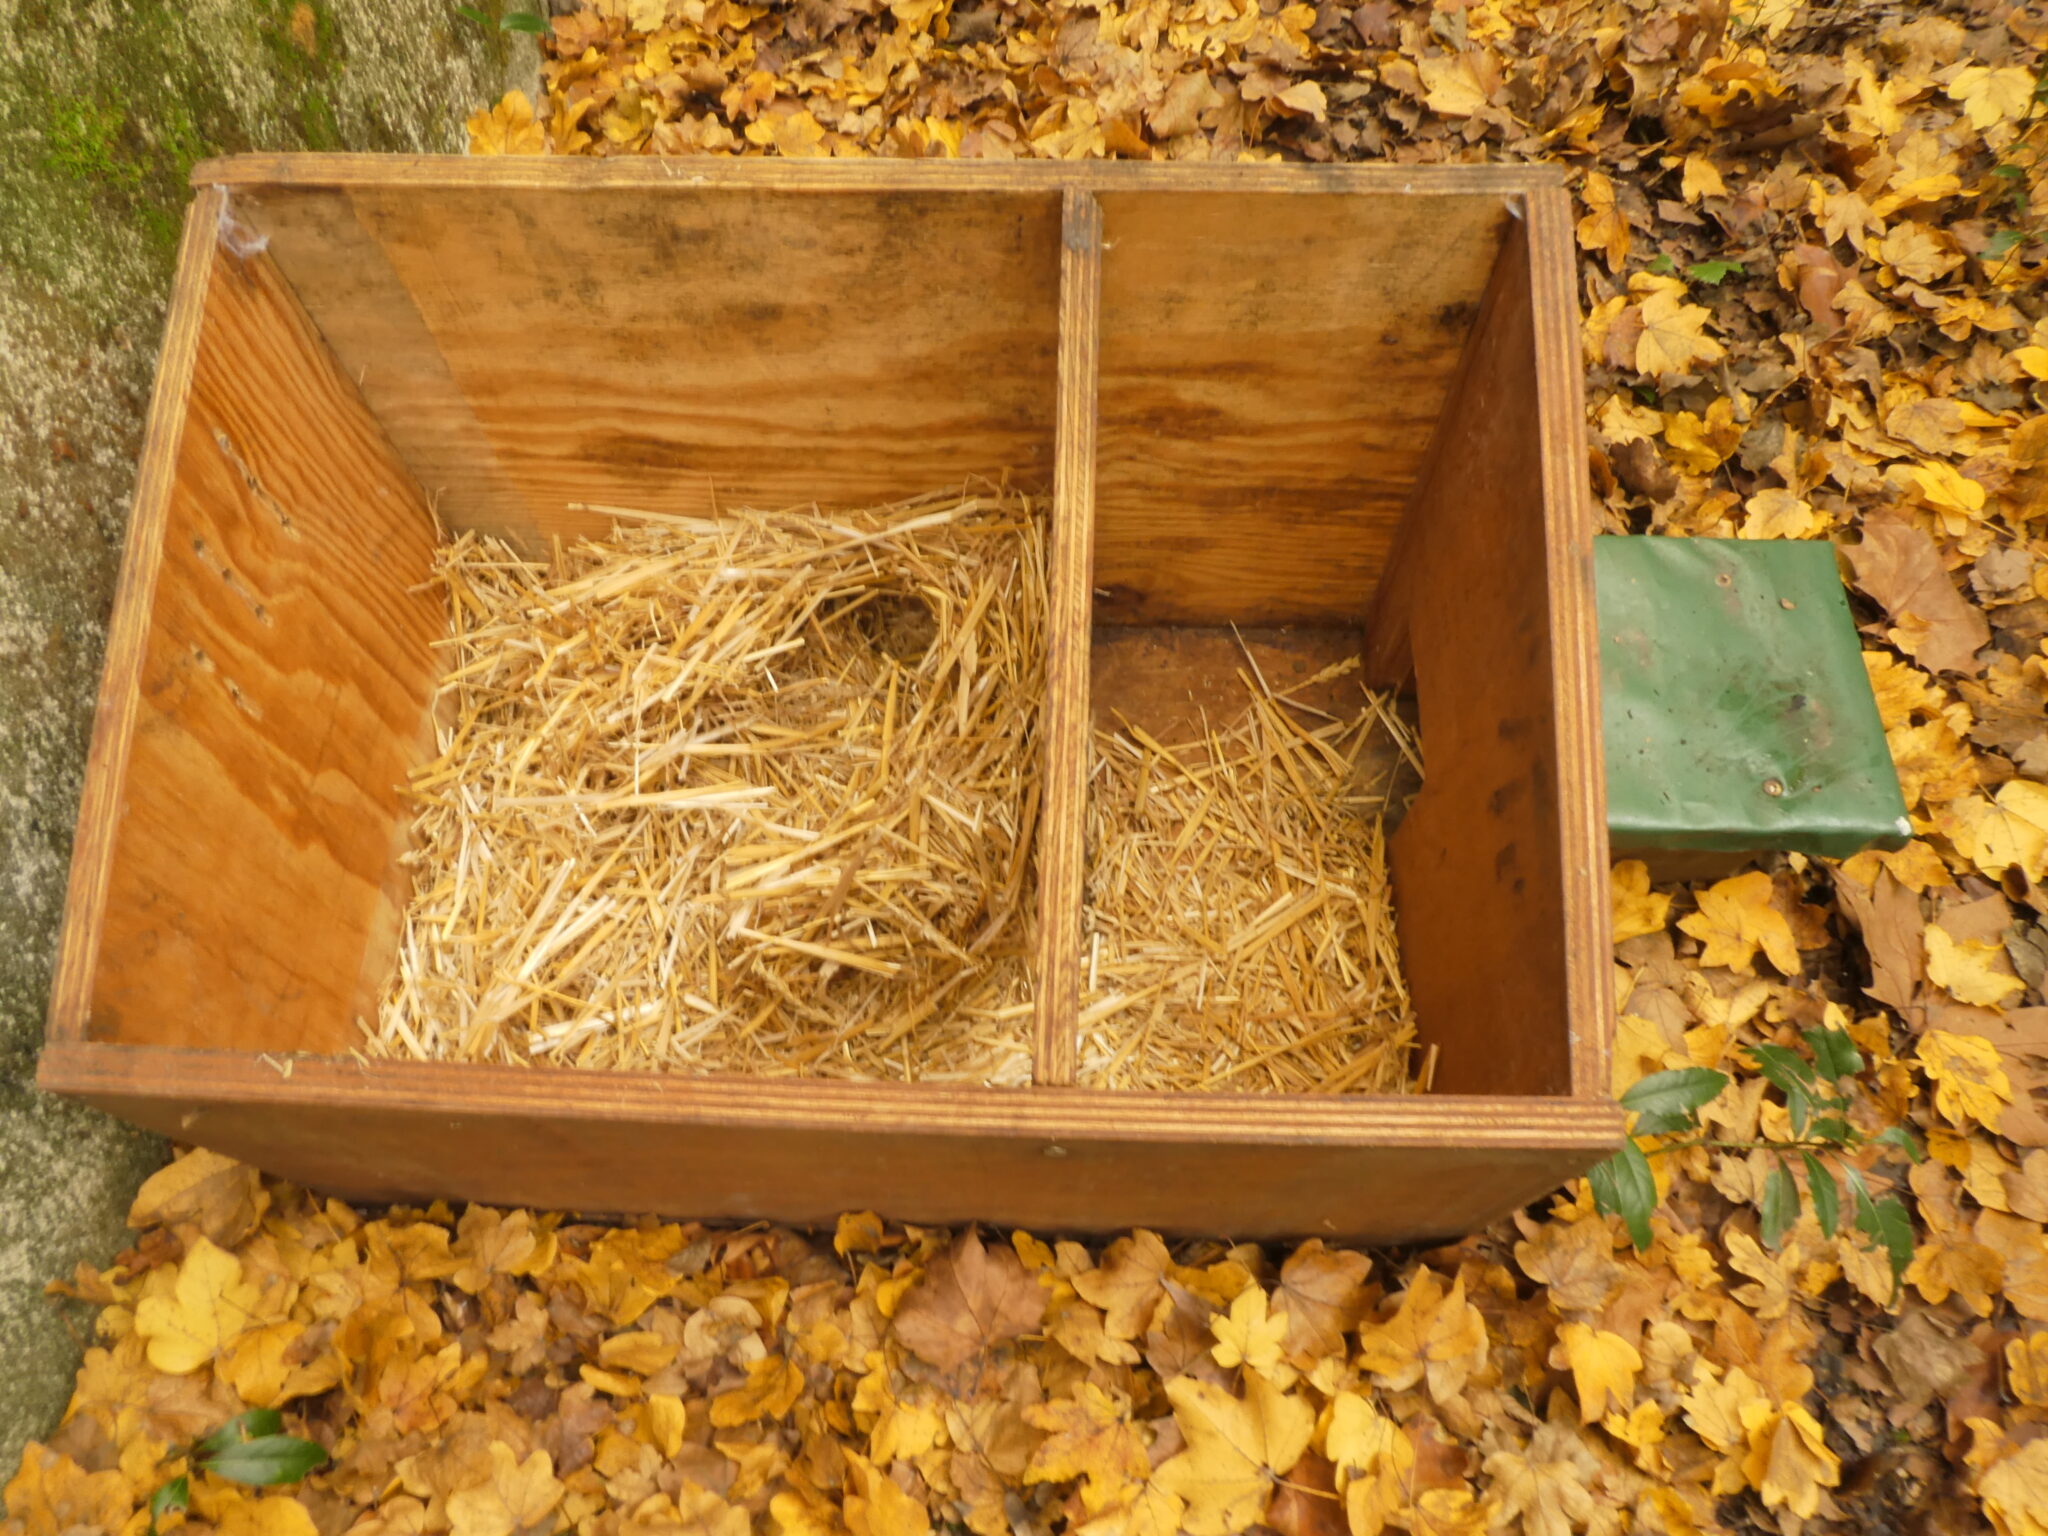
[1077,657,1422,1095]
[369,491,1044,1083]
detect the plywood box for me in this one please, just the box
[42,156,1620,1241]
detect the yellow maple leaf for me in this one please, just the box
[1553,1323,1641,1424]
[1739,1402,1840,1520]
[1210,1285,1287,1380]
[1908,461,1988,524]
[666,1483,753,1536]
[1152,1375,1314,1536]
[845,1451,933,1536]
[711,1355,806,1427]
[1918,1030,2015,1131]
[1948,65,2037,130]
[1354,1268,1487,1403]
[1936,787,2048,882]
[1677,871,1798,976]
[1634,288,1725,381]
[1409,1486,1490,1535]
[836,1211,886,1257]
[466,90,545,156]
[1662,397,1741,474]
[1741,489,1828,541]
[1679,1361,1767,1456]
[1,1444,131,1534]
[600,1330,679,1376]
[217,1320,304,1408]
[1925,927,2025,1007]
[445,1444,564,1536]
[216,1493,320,1536]
[1981,1438,2048,1536]
[1419,53,1491,119]
[1906,1226,2006,1317]
[1024,1384,1151,1513]
[1680,153,1726,203]
[134,1235,260,1375]
[1611,861,1671,942]
[1323,1391,1399,1489]
[2009,1335,2048,1408]
[771,1490,841,1536]
[1575,171,1630,272]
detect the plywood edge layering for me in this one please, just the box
[194,153,1567,195]
[47,160,1621,1241]
[1033,188,1101,1088]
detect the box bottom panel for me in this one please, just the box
[43,1042,1620,1242]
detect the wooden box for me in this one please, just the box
[42,157,1620,1241]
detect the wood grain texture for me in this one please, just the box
[1090,191,1512,624]
[1033,191,1102,1087]
[231,183,1064,546]
[197,154,1565,197]
[75,236,444,1053]
[46,191,223,1046]
[41,1042,1622,1240]
[1388,212,1613,1098]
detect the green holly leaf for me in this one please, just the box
[1987,229,2028,258]
[1619,1067,1728,1135]
[1802,1151,1840,1238]
[1589,1138,1658,1251]
[500,10,548,31]
[148,1476,189,1536]
[1803,1026,1863,1082]
[1749,1043,1817,1094]
[196,1409,283,1457]
[1845,1167,1916,1287]
[201,1434,328,1487]
[1761,1162,1800,1248]
[1874,1125,1925,1163]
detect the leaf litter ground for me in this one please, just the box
[15,0,2048,1534]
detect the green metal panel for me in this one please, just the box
[1597,536,1911,860]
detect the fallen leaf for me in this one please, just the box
[893,1230,1044,1371]
[1678,872,1799,976]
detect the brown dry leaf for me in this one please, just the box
[893,1230,1044,1371]
[446,1443,565,1536]
[128,1147,270,1246]
[1270,1240,1370,1366]
[1074,1230,1172,1341]
[1843,519,1991,676]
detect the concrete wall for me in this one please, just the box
[0,0,536,1469]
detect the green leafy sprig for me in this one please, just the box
[1589,1025,1922,1290]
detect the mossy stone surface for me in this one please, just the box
[0,0,535,1472]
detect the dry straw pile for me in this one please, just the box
[1078,656,1421,1095]
[371,491,1045,1084]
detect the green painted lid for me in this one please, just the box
[1597,536,1911,859]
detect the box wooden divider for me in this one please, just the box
[41,156,1621,1241]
